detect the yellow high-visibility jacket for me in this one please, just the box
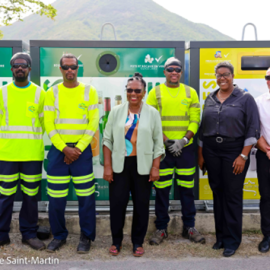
[146,83,200,146]
[0,82,45,161]
[44,82,99,152]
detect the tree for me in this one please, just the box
[0,0,57,39]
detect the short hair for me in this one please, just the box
[60,53,78,66]
[215,61,234,74]
[126,73,146,89]
[10,52,32,67]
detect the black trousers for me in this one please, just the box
[256,149,270,237]
[203,137,249,250]
[109,156,152,246]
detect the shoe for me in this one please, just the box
[46,238,66,252]
[77,233,91,254]
[258,236,270,253]
[182,227,206,244]
[22,237,45,250]
[0,238,10,246]
[149,229,168,245]
[212,241,224,250]
[223,248,235,257]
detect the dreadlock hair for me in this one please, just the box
[126,72,146,90]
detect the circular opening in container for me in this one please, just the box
[96,52,120,76]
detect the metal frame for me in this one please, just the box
[187,41,270,210]
[29,40,186,211]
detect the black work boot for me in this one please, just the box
[22,237,46,250]
[77,233,91,254]
[46,238,66,252]
[0,238,10,246]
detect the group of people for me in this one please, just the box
[0,52,269,258]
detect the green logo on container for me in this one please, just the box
[181,99,188,106]
[28,106,36,112]
[79,103,87,110]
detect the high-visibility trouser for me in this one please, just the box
[46,144,96,241]
[0,161,42,241]
[153,146,196,229]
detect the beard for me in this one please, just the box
[14,71,28,82]
[169,80,179,85]
[65,73,75,81]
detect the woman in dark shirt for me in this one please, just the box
[198,61,260,257]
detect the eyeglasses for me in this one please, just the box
[265,75,270,81]
[12,63,29,69]
[215,72,231,79]
[61,65,78,70]
[165,67,182,73]
[126,88,143,94]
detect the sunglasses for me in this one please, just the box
[61,65,78,70]
[265,75,270,81]
[165,67,182,73]
[126,88,143,94]
[12,63,29,69]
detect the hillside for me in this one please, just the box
[1,0,233,42]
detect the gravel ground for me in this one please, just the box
[1,232,270,262]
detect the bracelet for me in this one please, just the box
[152,167,159,171]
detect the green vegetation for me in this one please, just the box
[0,0,56,39]
[1,0,233,42]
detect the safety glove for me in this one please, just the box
[164,139,175,149]
[168,138,188,156]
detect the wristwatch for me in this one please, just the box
[183,137,190,144]
[240,154,248,161]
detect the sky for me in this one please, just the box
[40,0,268,41]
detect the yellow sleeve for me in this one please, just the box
[44,88,67,151]
[76,86,99,152]
[0,88,3,125]
[38,89,46,134]
[146,88,158,109]
[188,88,201,135]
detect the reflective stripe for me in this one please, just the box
[75,185,95,197]
[177,179,194,188]
[154,179,173,189]
[2,85,8,126]
[0,125,42,132]
[34,86,42,104]
[88,104,98,111]
[84,130,95,136]
[0,109,3,115]
[0,173,19,182]
[161,115,189,121]
[47,188,69,198]
[58,129,85,135]
[20,173,42,182]
[184,84,191,98]
[44,105,55,111]
[53,85,60,119]
[155,85,162,117]
[47,175,70,184]
[21,184,39,196]
[0,185,17,196]
[49,130,58,139]
[84,85,90,102]
[54,118,88,124]
[39,112,44,118]
[190,120,199,125]
[190,103,200,108]
[162,126,189,132]
[0,133,43,140]
[176,167,196,176]
[73,173,94,184]
[159,168,174,176]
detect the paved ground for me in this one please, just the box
[0,232,270,269]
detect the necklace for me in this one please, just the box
[218,89,232,101]
[166,83,180,98]
[129,101,143,114]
